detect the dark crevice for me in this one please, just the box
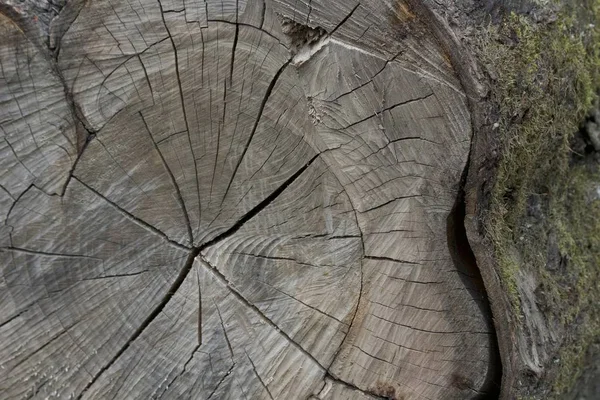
[60,131,95,197]
[31,378,50,398]
[0,308,29,330]
[73,177,189,251]
[50,0,88,58]
[201,254,387,399]
[76,153,319,398]
[207,19,285,46]
[245,351,275,400]
[386,0,503,395]
[259,0,266,29]
[206,363,235,400]
[5,5,501,399]
[206,153,318,249]
[306,0,313,24]
[229,0,239,86]
[324,374,388,400]
[256,278,347,325]
[80,270,149,281]
[158,0,203,242]
[359,194,423,213]
[328,235,361,240]
[0,3,99,211]
[195,265,202,346]
[232,251,330,269]
[213,300,234,361]
[0,0,66,48]
[0,0,97,193]
[5,138,37,181]
[327,50,402,103]
[342,93,434,130]
[370,313,492,335]
[75,248,201,400]
[4,184,36,225]
[364,255,421,265]
[221,59,292,203]
[1,246,102,261]
[447,173,501,399]
[11,323,75,373]
[0,183,15,200]
[157,343,200,399]
[140,112,194,245]
[321,186,371,400]
[137,54,155,101]
[329,3,360,36]
[209,84,225,206]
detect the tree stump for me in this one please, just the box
[0,1,500,399]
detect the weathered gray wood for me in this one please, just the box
[0,13,78,219]
[0,1,498,399]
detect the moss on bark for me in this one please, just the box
[475,2,600,397]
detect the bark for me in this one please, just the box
[0,1,502,399]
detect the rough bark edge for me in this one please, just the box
[402,1,516,398]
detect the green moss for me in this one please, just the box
[485,12,598,226]
[477,2,600,397]
[549,166,600,395]
[479,6,599,308]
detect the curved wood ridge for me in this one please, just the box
[0,1,499,399]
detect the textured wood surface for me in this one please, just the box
[0,1,498,399]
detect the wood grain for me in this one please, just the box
[1,0,498,398]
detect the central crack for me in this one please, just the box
[76,154,320,399]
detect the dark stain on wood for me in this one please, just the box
[395,1,416,22]
[387,0,426,41]
[450,373,474,391]
[371,381,403,400]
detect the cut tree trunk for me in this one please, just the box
[0,1,501,399]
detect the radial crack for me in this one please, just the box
[206,363,235,400]
[1,247,103,261]
[256,278,348,325]
[203,153,318,249]
[229,1,239,85]
[245,351,274,400]
[200,255,326,370]
[0,308,29,329]
[196,263,202,346]
[343,93,434,130]
[364,255,421,265]
[329,3,360,36]
[60,131,96,197]
[221,59,292,204]
[157,344,201,399]
[158,0,203,237]
[213,300,235,362]
[73,177,189,251]
[75,248,201,399]
[140,111,194,245]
